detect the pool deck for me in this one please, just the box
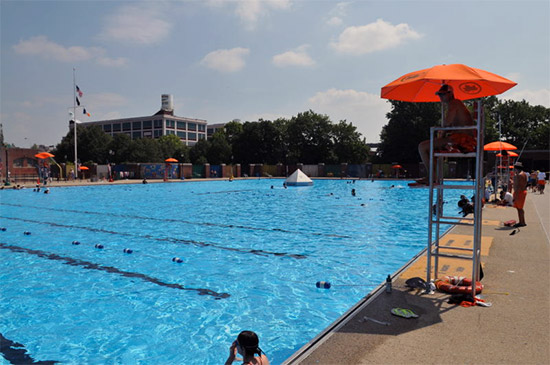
[287,191,550,364]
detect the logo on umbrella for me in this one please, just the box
[400,72,426,82]
[459,82,482,95]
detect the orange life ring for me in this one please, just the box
[435,276,483,294]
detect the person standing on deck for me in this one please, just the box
[513,162,528,227]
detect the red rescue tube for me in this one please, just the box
[435,276,483,294]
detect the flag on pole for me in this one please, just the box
[83,108,91,117]
[76,85,83,97]
[76,97,81,106]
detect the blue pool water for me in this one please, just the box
[0,179,471,364]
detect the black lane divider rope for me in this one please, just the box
[0,202,351,239]
[0,332,59,364]
[194,189,257,195]
[0,242,230,299]
[0,216,306,259]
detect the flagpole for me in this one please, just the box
[73,67,78,180]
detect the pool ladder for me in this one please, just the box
[426,101,485,299]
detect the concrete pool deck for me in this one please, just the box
[287,191,549,364]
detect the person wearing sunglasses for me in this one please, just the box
[225,330,270,365]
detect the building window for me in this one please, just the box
[13,158,25,167]
[26,158,38,167]
[198,124,206,132]
[143,120,152,129]
[144,131,152,138]
[166,130,175,135]
[177,131,186,138]
[154,119,162,128]
[198,134,205,140]
[133,121,142,129]
[188,132,197,140]
[132,131,141,139]
[112,123,121,132]
[103,124,112,132]
[166,120,175,129]
[154,130,162,138]
[123,122,131,131]
[188,123,197,131]
[177,121,186,130]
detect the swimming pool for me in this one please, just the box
[0,179,472,364]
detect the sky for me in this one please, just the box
[1,0,549,148]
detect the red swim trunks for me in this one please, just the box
[513,190,527,209]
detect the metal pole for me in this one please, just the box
[472,99,485,297]
[73,68,78,180]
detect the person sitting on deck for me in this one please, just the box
[416,84,476,185]
[498,190,513,206]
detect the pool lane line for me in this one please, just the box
[0,242,230,299]
[0,332,59,364]
[0,202,351,239]
[0,216,307,260]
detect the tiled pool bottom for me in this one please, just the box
[0,179,472,364]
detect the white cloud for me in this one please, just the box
[502,88,550,107]
[207,0,292,30]
[87,93,128,108]
[99,3,172,45]
[504,72,521,83]
[330,19,422,55]
[96,56,128,67]
[13,36,127,67]
[13,36,99,62]
[326,2,349,26]
[272,45,315,67]
[307,88,391,142]
[326,17,343,26]
[201,47,250,73]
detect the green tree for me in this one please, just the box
[53,125,112,163]
[129,138,162,162]
[496,100,549,149]
[157,134,189,162]
[377,101,441,163]
[332,120,370,163]
[108,133,132,163]
[189,139,209,164]
[286,110,335,164]
[207,131,232,164]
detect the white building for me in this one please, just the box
[78,95,207,146]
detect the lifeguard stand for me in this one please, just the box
[426,101,485,298]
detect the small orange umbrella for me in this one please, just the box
[381,64,517,102]
[79,166,89,170]
[392,164,402,169]
[35,152,55,159]
[496,151,518,157]
[165,158,178,163]
[483,141,517,151]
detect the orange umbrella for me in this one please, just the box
[381,64,517,102]
[80,166,89,170]
[483,141,517,151]
[392,164,402,169]
[165,158,178,163]
[496,151,518,157]
[35,152,55,159]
